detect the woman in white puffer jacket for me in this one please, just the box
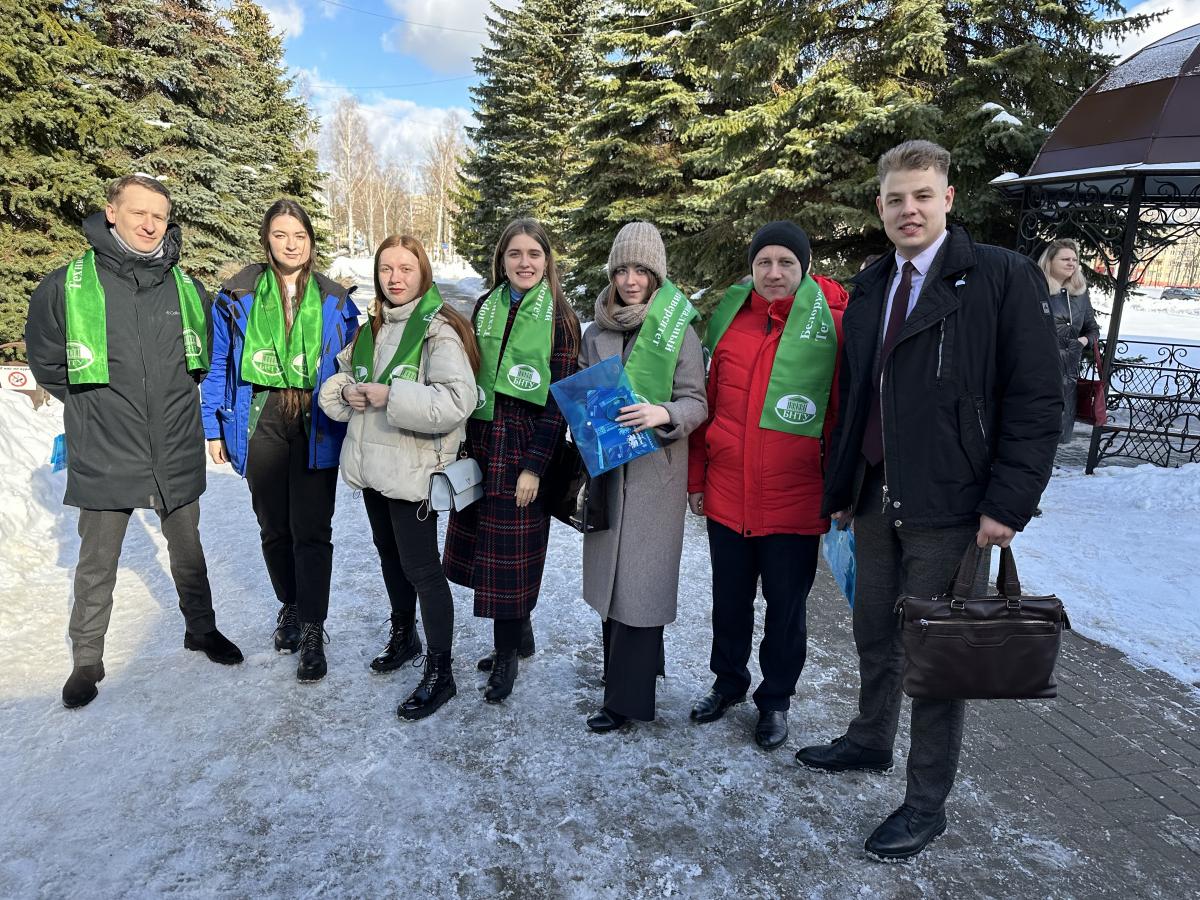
[318,234,479,720]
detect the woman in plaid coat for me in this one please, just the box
[443,218,579,703]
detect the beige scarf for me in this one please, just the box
[593,285,652,333]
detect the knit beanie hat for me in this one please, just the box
[608,222,668,285]
[748,221,811,275]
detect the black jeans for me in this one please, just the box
[849,462,986,812]
[244,391,337,625]
[362,489,455,654]
[707,520,819,712]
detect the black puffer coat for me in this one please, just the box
[1048,287,1101,442]
[822,225,1063,532]
[25,212,211,512]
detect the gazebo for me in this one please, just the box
[992,23,1200,473]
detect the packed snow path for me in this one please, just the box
[2,421,1197,897]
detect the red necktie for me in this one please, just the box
[862,261,915,466]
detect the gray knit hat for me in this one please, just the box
[607,221,668,285]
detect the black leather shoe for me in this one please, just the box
[273,604,301,653]
[689,688,746,723]
[864,805,947,860]
[483,649,519,703]
[184,629,244,665]
[398,652,456,720]
[62,663,105,709]
[296,623,328,682]
[754,709,789,750]
[795,735,893,773]
[371,615,422,673]
[586,707,628,733]
[477,620,535,672]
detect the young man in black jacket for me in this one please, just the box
[796,141,1062,859]
[25,175,243,709]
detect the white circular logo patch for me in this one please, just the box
[774,393,817,426]
[506,364,541,393]
[252,349,283,377]
[291,353,308,378]
[66,341,94,372]
[182,328,202,356]
[475,385,487,409]
[390,364,419,383]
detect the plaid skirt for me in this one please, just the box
[444,491,552,620]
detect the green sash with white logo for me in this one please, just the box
[240,269,322,389]
[703,275,836,437]
[472,280,554,421]
[351,285,444,383]
[63,250,208,385]
[622,278,698,405]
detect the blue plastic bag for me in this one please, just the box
[549,355,660,477]
[822,525,855,609]
[50,433,68,472]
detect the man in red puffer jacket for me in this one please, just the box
[687,221,847,751]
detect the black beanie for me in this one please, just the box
[748,221,811,274]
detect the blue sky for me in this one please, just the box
[259,0,1198,171]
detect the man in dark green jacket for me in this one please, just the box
[25,175,243,709]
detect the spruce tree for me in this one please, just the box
[98,0,267,281]
[0,0,141,349]
[454,0,602,287]
[566,1,707,306]
[677,0,1155,299]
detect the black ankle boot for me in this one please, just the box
[296,623,328,682]
[371,614,422,673]
[273,603,301,653]
[483,649,519,703]
[398,652,456,720]
[62,663,106,709]
[477,619,535,671]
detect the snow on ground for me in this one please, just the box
[0,390,1195,896]
[1020,461,1200,688]
[1094,287,1200,343]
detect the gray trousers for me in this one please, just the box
[848,464,987,812]
[69,501,217,666]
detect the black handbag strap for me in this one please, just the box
[951,544,1023,603]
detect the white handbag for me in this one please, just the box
[427,450,483,512]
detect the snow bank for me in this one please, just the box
[0,392,67,585]
[1093,287,1200,343]
[1021,462,1200,686]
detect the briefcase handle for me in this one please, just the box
[951,545,1022,603]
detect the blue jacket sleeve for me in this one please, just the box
[199,293,231,441]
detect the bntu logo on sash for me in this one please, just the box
[506,364,541,392]
[66,341,94,372]
[775,393,817,426]
[252,348,283,377]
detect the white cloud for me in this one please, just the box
[381,0,517,73]
[296,66,471,171]
[260,0,306,40]
[1106,0,1200,60]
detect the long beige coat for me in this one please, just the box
[317,301,476,502]
[580,321,708,627]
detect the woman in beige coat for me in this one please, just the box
[318,235,478,719]
[579,222,708,732]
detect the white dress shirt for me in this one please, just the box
[883,229,949,326]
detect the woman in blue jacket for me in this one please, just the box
[200,199,358,682]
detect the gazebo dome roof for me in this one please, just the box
[997,24,1200,186]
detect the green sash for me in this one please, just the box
[351,285,444,383]
[703,276,837,437]
[622,278,698,405]
[241,269,323,389]
[63,250,208,385]
[472,280,554,421]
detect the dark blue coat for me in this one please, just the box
[200,264,359,475]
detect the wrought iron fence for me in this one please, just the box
[1085,339,1200,470]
